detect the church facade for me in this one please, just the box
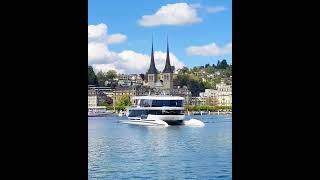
[146,39,174,92]
[144,38,192,103]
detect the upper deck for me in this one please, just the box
[131,96,185,108]
[132,96,184,100]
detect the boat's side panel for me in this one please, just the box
[147,114,185,121]
[129,107,184,110]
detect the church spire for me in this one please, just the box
[163,36,173,73]
[147,37,158,74]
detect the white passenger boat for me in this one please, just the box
[120,96,185,126]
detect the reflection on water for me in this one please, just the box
[88,115,232,179]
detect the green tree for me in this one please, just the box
[213,78,221,87]
[191,66,200,74]
[115,105,126,111]
[224,67,232,77]
[189,80,204,96]
[88,66,98,85]
[192,105,201,111]
[202,80,214,89]
[105,70,117,81]
[217,59,229,69]
[177,73,188,85]
[207,66,215,74]
[180,66,189,74]
[176,73,204,96]
[116,95,132,107]
[115,95,131,111]
[96,71,107,86]
[185,105,192,111]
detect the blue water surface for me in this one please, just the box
[88,115,232,179]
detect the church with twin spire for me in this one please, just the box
[146,38,175,91]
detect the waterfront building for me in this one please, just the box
[113,74,144,87]
[199,89,217,105]
[113,85,152,105]
[118,79,132,87]
[171,86,192,105]
[200,89,218,98]
[216,81,232,106]
[88,85,114,105]
[88,89,109,114]
[196,80,232,106]
[88,85,114,97]
[190,97,205,106]
[88,89,97,107]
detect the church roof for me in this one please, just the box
[162,37,174,73]
[147,39,159,74]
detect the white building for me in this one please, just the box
[198,89,218,106]
[88,91,97,107]
[88,89,108,114]
[197,81,232,106]
[216,82,232,106]
[200,89,218,98]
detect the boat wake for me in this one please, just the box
[183,119,205,127]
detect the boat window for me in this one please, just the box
[152,100,183,107]
[147,110,162,115]
[128,110,146,117]
[162,110,184,115]
[139,99,152,107]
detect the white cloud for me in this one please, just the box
[88,23,127,44]
[206,6,226,13]
[88,23,127,64]
[88,42,108,63]
[88,23,107,42]
[107,33,127,44]
[88,23,185,74]
[92,64,125,74]
[105,50,185,74]
[186,42,232,56]
[138,3,202,27]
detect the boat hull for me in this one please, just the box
[120,119,169,127]
[146,114,184,125]
[125,114,185,126]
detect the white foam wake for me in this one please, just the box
[184,119,205,127]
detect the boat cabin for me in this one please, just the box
[128,96,185,118]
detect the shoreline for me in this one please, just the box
[89,111,232,117]
[186,111,232,115]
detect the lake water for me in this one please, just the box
[88,115,232,179]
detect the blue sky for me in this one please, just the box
[89,0,231,73]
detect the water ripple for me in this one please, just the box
[88,115,232,179]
